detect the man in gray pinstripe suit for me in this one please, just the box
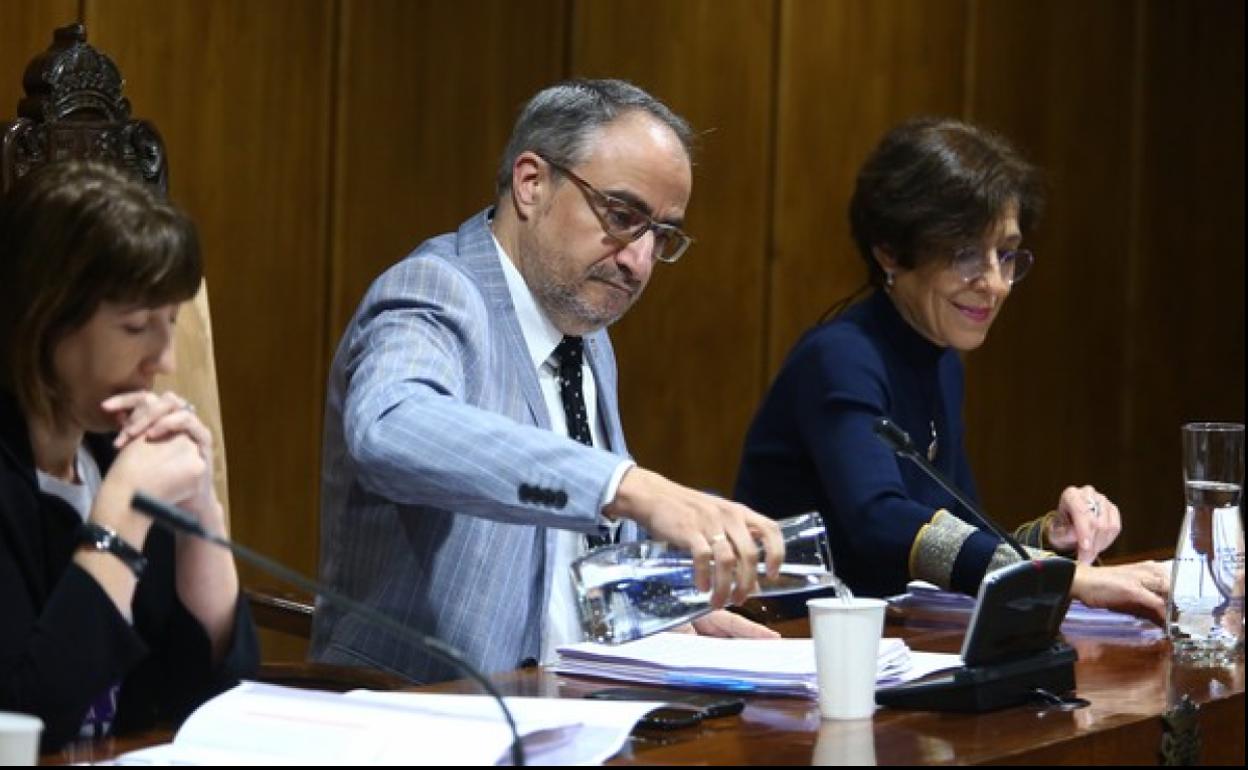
[311,80,785,683]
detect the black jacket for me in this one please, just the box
[0,390,257,751]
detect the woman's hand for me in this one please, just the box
[103,390,237,660]
[104,390,193,450]
[1070,560,1169,624]
[99,432,207,527]
[102,390,224,535]
[1046,485,1122,563]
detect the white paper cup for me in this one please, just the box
[0,712,43,766]
[808,597,886,720]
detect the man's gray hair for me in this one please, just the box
[495,79,693,197]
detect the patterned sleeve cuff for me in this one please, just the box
[911,510,1054,590]
[909,509,975,589]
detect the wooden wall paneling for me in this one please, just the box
[1124,0,1245,550]
[768,0,970,382]
[0,2,80,130]
[329,0,570,346]
[570,0,776,494]
[82,0,337,645]
[285,0,567,660]
[962,0,1140,540]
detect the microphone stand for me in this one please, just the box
[131,492,526,766]
[871,418,1079,713]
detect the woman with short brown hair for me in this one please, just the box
[0,161,256,750]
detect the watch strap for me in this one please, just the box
[77,522,147,579]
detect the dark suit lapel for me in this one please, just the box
[455,210,550,428]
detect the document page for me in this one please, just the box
[555,633,959,696]
[116,681,658,765]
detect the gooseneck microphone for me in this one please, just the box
[873,417,1030,561]
[130,492,526,766]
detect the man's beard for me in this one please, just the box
[527,256,643,334]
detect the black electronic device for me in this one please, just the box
[871,418,1080,713]
[874,642,1078,712]
[876,558,1077,711]
[586,687,745,718]
[634,707,704,731]
[585,687,745,731]
[961,558,1074,667]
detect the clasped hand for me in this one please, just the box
[101,390,221,531]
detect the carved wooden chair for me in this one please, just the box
[2,23,230,525]
[2,25,342,671]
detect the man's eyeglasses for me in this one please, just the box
[538,155,693,264]
[950,246,1035,286]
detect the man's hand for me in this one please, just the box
[606,467,784,608]
[689,610,780,639]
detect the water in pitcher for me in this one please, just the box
[1167,480,1245,664]
[573,512,853,644]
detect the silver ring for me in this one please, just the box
[181,399,197,414]
[1087,497,1100,518]
[709,533,727,546]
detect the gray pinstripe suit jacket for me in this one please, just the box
[310,209,637,682]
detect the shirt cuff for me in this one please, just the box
[598,458,636,527]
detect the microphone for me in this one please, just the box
[873,418,1029,561]
[130,492,526,766]
[871,418,1079,713]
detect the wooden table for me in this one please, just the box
[43,613,1244,765]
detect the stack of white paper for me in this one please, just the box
[117,681,659,765]
[889,582,1166,642]
[555,632,957,697]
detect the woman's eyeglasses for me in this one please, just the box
[950,246,1035,286]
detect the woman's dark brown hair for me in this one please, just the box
[0,160,201,424]
[849,116,1044,287]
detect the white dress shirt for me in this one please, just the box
[492,233,632,665]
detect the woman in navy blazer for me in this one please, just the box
[735,118,1168,620]
[0,161,256,750]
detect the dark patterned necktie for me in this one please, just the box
[553,335,609,548]
[553,336,592,446]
